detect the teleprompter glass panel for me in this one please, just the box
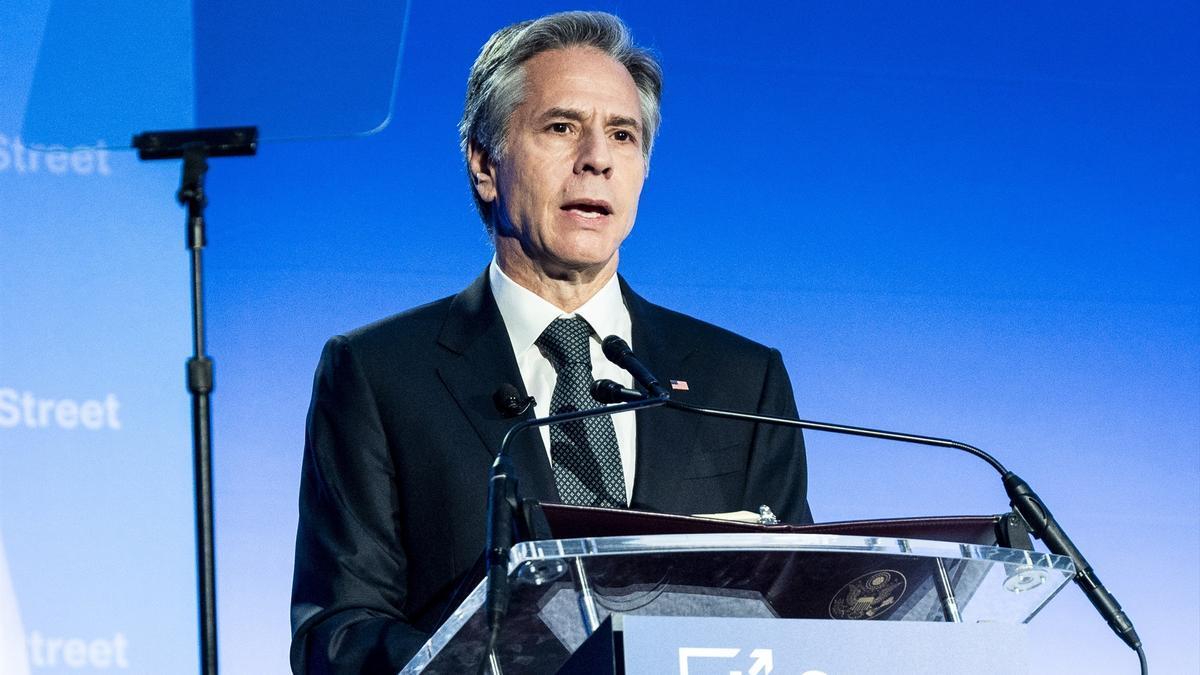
[20,0,409,149]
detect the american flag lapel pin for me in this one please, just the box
[670,379,689,391]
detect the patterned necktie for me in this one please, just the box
[536,317,627,508]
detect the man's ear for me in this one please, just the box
[467,141,498,204]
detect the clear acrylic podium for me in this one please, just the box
[400,523,1074,674]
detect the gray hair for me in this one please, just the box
[458,11,663,229]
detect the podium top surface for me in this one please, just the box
[403,532,1074,674]
[510,531,1068,570]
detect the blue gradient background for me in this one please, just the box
[2,1,1197,673]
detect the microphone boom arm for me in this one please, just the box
[654,396,1143,659]
[662,399,1009,474]
[592,327,1146,669]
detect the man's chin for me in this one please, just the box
[547,256,617,278]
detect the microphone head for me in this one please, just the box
[601,335,633,366]
[591,379,645,404]
[492,384,533,418]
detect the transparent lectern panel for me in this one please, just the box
[20,0,409,149]
[401,534,1075,674]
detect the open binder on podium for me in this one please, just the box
[400,503,1075,674]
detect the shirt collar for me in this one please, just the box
[489,258,631,355]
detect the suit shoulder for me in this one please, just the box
[335,294,456,354]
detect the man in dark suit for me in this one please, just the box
[291,11,812,674]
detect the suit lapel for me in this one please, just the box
[435,271,559,503]
[622,278,701,510]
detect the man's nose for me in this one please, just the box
[573,126,613,177]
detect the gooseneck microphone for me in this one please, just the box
[481,384,533,674]
[593,337,1144,673]
[481,382,669,673]
[601,336,670,399]
[590,378,644,404]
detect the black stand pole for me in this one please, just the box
[133,126,258,675]
[180,143,218,675]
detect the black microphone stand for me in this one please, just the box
[593,382,1146,674]
[131,126,258,675]
[480,394,669,674]
[597,328,1146,672]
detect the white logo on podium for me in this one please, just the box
[678,646,800,675]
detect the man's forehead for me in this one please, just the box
[519,48,642,117]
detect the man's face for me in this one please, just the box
[472,47,647,279]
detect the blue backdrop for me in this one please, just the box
[1,2,1196,673]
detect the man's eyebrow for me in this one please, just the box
[538,107,587,123]
[606,114,641,131]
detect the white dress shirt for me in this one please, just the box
[489,260,637,502]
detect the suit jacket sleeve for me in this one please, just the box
[290,336,427,674]
[746,348,813,525]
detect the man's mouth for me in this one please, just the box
[561,199,613,219]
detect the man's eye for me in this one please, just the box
[549,123,571,133]
[613,130,636,143]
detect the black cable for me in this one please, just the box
[475,628,499,675]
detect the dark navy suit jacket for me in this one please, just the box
[290,271,812,673]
